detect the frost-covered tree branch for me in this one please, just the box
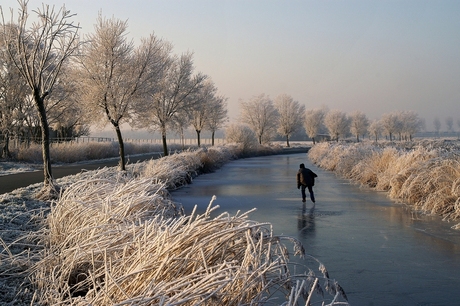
[304,108,326,144]
[190,79,221,147]
[76,14,171,169]
[368,119,382,142]
[380,112,400,141]
[239,93,278,145]
[350,110,369,142]
[206,94,228,146]
[136,52,206,156]
[0,0,79,193]
[274,93,304,147]
[324,109,349,142]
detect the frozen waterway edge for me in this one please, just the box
[172,153,460,305]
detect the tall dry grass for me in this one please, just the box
[391,157,460,221]
[2,146,348,305]
[139,150,203,190]
[12,139,285,164]
[34,190,344,305]
[13,141,179,163]
[308,140,460,229]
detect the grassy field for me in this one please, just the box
[0,143,348,305]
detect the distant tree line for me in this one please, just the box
[1,1,458,196]
[227,94,434,147]
[0,1,228,194]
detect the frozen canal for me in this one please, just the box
[172,153,460,305]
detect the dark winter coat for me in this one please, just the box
[297,168,317,188]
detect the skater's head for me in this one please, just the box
[299,163,305,169]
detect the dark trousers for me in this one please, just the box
[301,185,315,203]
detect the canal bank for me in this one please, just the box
[172,153,460,305]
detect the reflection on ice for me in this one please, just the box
[298,202,316,237]
[173,153,460,305]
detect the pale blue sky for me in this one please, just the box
[3,0,460,131]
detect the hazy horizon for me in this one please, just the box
[3,0,459,134]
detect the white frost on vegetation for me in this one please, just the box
[308,139,460,229]
[1,146,348,305]
[0,161,40,176]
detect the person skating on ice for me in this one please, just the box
[297,163,317,203]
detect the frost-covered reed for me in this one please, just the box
[13,141,175,163]
[309,140,460,229]
[11,138,288,164]
[34,191,343,305]
[2,145,348,305]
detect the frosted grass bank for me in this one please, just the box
[0,145,347,305]
[308,139,460,229]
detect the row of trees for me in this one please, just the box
[433,116,460,134]
[75,15,227,167]
[0,1,228,192]
[232,93,424,146]
[237,93,305,147]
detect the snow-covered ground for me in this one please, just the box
[0,161,40,176]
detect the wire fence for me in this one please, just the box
[3,136,225,149]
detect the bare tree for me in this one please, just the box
[349,110,369,142]
[0,60,86,144]
[304,108,325,144]
[206,94,227,146]
[45,64,90,140]
[433,117,441,136]
[138,52,206,156]
[17,94,39,140]
[0,37,29,158]
[394,113,407,141]
[240,94,279,145]
[324,109,349,142]
[419,118,426,132]
[170,108,191,150]
[368,119,382,142]
[446,116,453,133]
[190,79,217,147]
[1,0,79,190]
[274,93,305,147]
[400,110,421,141]
[380,112,400,141]
[77,15,170,169]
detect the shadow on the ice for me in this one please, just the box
[298,202,316,237]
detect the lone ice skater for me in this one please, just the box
[297,163,318,203]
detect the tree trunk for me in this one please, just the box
[211,131,215,146]
[181,130,185,150]
[114,123,126,171]
[1,131,12,159]
[35,95,53,187]
[162,127,169,156]
[356,135,360,142]
[286,135,290,147]
[196,130,201,147]
[312,137,316,145]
